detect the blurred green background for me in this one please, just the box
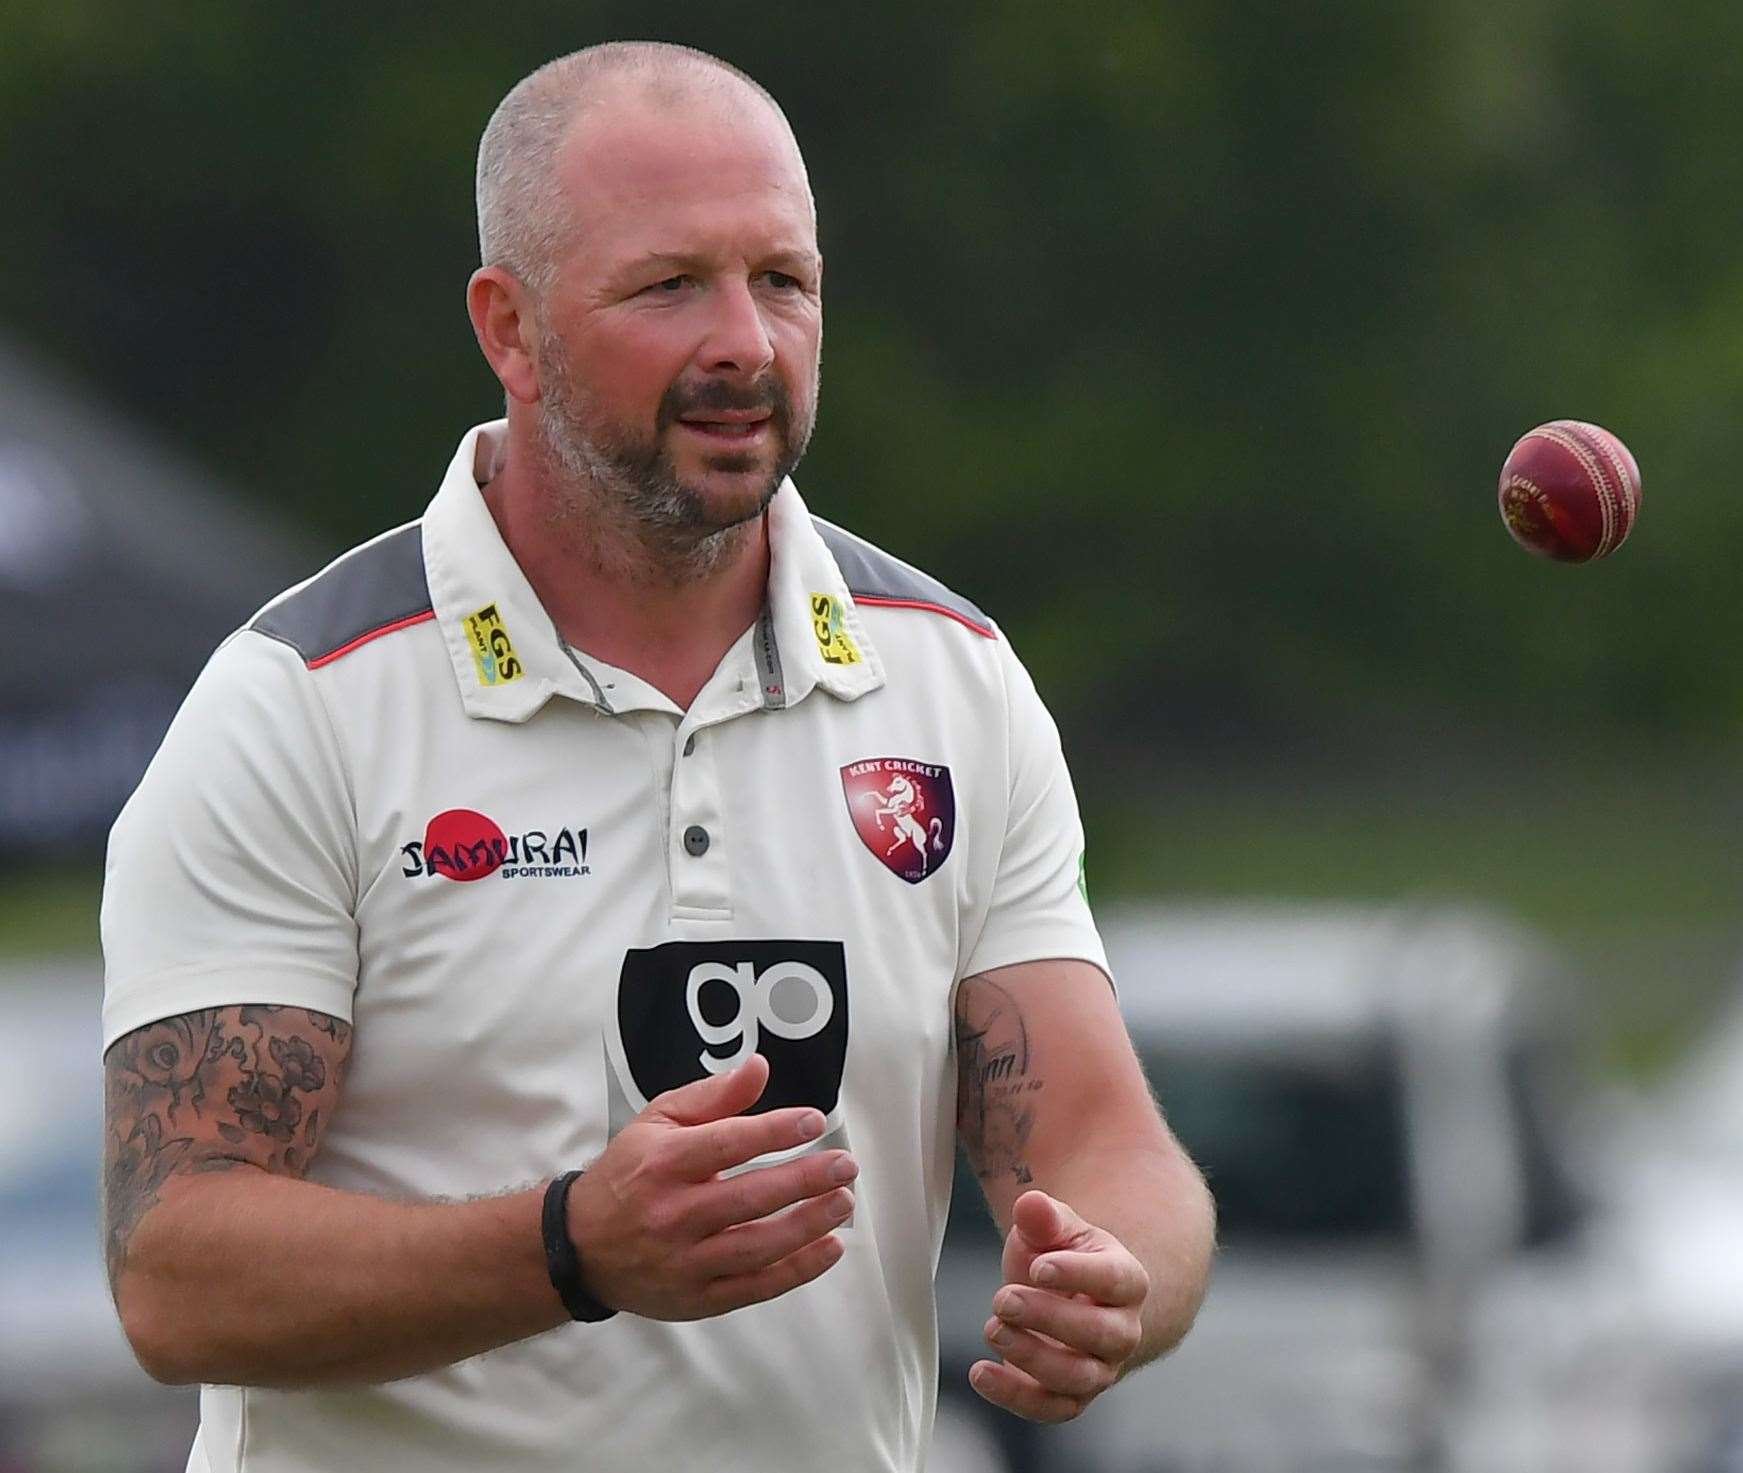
[3,1,1739,1072]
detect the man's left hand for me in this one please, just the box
[970,1189,1150,1423]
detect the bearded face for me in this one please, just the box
[497,85,825,560]
[534,322,817,542]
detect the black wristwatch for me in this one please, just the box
[541,1169,618,1322]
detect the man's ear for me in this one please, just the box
[466,267,542,405]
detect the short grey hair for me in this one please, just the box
[475,41,794,299]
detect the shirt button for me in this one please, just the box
[682,825,710,857]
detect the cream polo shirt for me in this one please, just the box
[102,420,1108,1473]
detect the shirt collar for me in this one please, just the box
[421,420,885,723]
[761,472,885,708]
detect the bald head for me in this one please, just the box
[476,42,809,297]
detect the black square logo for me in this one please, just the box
[609,940,850,1121]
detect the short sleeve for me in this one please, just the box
[958,637,1110,985]
[101,630,360,1051]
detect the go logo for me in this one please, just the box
[686,960,835,1074]
[613,940,850,1119]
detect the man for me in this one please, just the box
[101,41,1214,1473]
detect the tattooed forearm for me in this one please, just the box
[102,1006,352,1292]
[954,976,1041,1188]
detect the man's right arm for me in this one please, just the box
[104,1007,854,1387]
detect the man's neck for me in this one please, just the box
[480,440,771,713]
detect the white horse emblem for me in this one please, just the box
[870,773,946,876]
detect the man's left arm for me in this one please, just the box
[955,957,1215,1424]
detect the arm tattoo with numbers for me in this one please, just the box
[102,1005,352,1293]
[954,976,1040,1189]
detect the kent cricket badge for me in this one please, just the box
[840,758,955,884]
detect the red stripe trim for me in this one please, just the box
[854,595,997,640]
[306,609,436,669]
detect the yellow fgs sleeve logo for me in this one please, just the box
[464,603,524,685]
[809,593,862,666]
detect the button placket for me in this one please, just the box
[667,720,729,916]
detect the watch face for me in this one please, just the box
[609,939,851,1124]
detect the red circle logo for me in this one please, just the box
[422,808,507,882]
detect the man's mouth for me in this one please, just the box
[677,412,773,441]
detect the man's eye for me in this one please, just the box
[763,271,800,290]
[647,276,689,293]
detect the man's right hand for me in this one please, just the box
[565,1054,857,1320]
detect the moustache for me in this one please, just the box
[657,377,791,431]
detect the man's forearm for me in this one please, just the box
[116,1167,569,1387]
[1042,1141,1216,1365]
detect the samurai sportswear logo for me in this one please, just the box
[464,603,523,686]
[609,941,850,1131]
[400,808,589,881]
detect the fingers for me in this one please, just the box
[975,1212,1150,1424]
[1026,1247,1149,1306]
[575,1055,863,1320]
[992,1285,1142,1364]
[700,1231,847,1316]
[653,1053,771,1126]
[686,1148,859,1236]
[1011,1188,1073,1248]
[664,1104,828,1181]
[569,1144,853,1321]
[968,1357,1085,1425]
[983,1318,1117,1402]
[698,1185,856,1277]
[975,1283,1142,1420]
[1012,1188,1101,1256]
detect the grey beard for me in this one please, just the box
[534,387,768,586]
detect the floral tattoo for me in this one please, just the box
[102,1006,352,1292]
[954,976,1041,1189]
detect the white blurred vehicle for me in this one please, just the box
[935,902,1730,1473]
[0,961,198,1471]
[1582,985,1743,1473]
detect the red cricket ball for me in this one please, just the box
[1497,420,1641,562]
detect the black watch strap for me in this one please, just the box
[542,1170,618,1322]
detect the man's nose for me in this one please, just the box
[697,278,776,379]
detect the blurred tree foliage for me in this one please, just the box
[3,0,1741,781]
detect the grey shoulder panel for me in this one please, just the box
[813,518,996,639]
[250,523,432,668]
